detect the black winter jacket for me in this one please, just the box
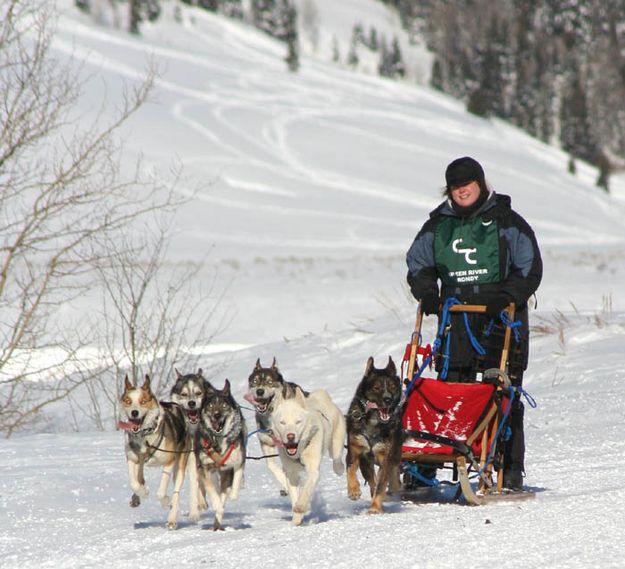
[406,192,542,374]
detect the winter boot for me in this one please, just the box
[502,466,524,491]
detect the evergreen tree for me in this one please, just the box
[251,0,277,36]
[278,0,299,71]
[596,154,610,192]
[220,0,244,18]
[390,36,405,78]
[369,27,379,52]
[347,27,360,68]
[378,36,392,77]
[332,36,340,63]
[560,71,598,164]
[129,0,161,35]
[198,0,218,10]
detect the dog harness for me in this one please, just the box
[200,438,237,468]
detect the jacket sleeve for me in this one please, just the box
[405,220,440,300]
[499,212,542,305]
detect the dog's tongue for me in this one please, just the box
[243,393,257,405]
[243,392,268,412]
[365,402,391,422]
[118,419,141,432]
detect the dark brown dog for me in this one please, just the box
[346,356,402,513]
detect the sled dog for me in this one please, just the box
[346,356,402,514]
[170,369,215,521]
[195,379,247,530]
[244,358,308,495]
[170,368,215,430]
[269,386,346,526]
[119,374,188,529]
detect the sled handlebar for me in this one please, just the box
[448,304,488,314]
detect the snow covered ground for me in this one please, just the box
[2,2,625,568]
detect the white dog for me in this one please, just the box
[269,387,345,526]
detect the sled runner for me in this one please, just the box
[400,302,534,505]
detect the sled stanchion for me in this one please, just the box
[406,308,424,383]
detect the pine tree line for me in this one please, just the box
[75,0,298,72]
[390,0,625,189]
[346,23,406,80]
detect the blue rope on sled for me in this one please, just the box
[404,463,440,487]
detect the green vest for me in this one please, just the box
[434,216,501,287]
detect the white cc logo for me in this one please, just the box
[452,238,477,265]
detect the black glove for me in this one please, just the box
[420,293,440,316]
[485,294,513,318]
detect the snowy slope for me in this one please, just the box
[2,2,625,568]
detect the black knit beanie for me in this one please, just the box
[445,156,485,189]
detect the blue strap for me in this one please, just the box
[247,428,270,442]
[404,297,459,393]
[463,312,486,356]
[404,463,440,487]
[517,386,538,408]
[499,311,522,343]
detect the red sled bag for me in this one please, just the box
[402,378,507,457]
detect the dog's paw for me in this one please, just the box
[367,505,383,515]
[293,502,308,514]
[347,487,361,501]
[188,510,200,523]
[292,512,304,526]
[129,494,141,508]
[280,489,288,497]
[166,520,177,530]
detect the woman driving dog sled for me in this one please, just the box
[405,156,542,491]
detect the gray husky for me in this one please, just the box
[244,358,307,495]
[170,369,215,522]
[195,379,247,530]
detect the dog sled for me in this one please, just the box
[400,301,533,505]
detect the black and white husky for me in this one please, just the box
[244,358,307,495]
[119,374,188,529]
[170,368,215,430]
[170,369,215,522]
[195,379,247,530]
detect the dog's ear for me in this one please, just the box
[124,374,133,390]
[255,358,262,371]
[142,374,151,391]
[197,368,204,377]
[294,386,306,405]
[271,357,278,370]
[364,356,375,376]
[175,368,182,379]
[223,378,231,395]
[385,356,397,376]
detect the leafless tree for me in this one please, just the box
[0,1,182,435]
[76,220,231,430]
